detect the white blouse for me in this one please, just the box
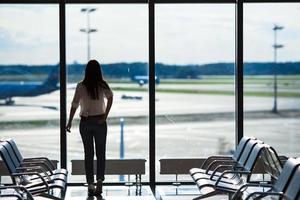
[71,82,113,117]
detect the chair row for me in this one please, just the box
[190,136,300,200]
[0,138,68,200]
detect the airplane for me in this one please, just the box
[0,68,59,105]
[131,75,160,86]
[121,94,142,100]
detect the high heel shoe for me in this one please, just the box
[87,184,95,197]
[94,179,103,197]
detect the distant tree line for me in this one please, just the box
[0,62,300,79]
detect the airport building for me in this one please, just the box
[0,0,299,199]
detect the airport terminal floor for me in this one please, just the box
[63,185,227,200]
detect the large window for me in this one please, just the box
[1,0,299,187]
[155,4,235,181]
[0,4,60,183]
[66,4,149,183]
[244,3,300,157]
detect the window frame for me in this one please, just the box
[1,0,299,193]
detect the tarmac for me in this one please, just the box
[0,86,299,183]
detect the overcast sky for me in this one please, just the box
[0,3,299,65]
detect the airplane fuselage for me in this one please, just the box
[0,81,58,99]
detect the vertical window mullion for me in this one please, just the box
[149,0,156,193]
[235,0,243,146]
[59,1,67,169]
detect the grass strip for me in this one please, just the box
[112,87,300,97]
[0,120,60,130]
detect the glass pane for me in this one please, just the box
[244,3,300,157]
[155,4,235,182]
[0,4,60,183]
[66,4,149,183]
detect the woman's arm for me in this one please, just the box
[66,107,77,132]
[67,83,80,132]
[104,96,113,120]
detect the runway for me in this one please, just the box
[0,86,299,122]
[0,85,299,183]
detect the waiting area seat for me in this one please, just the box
[189,137,299,200]
[5,138,68,178]
[0,139,68,200]
[192,142,268,199]
[231,157,300,200]
[190,136,256,177]
[190,138,265,184]
[0,185,35,200]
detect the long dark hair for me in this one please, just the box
[82,60,109,100]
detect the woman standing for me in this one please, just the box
[66,60,113,198]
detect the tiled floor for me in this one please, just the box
[65,186,155,200]
[63,185,228,200]
[0,185,228,200]
[157,185,228,200]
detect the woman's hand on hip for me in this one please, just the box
[97,115,107,125]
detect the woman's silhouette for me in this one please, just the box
[66,60,113,198]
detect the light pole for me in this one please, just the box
[272,24,284,113]
[119,118,125,182]
[80,7,98,62]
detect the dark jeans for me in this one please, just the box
[79,118,107,184]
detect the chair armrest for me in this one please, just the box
[21,161,54,175]
[23,157,55,169]
[215,170,251,186]
[206,160,237,173]
[0,192,23,200]
[12,172,49,191]
[231,183,273,200]
[200,156,233,169]
[23,157,55,170]
[16,166,51,182]
[245,191,284,200]
[210,164,236,179]
[0,185,35,200]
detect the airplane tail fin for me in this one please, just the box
[43,66,59,89]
